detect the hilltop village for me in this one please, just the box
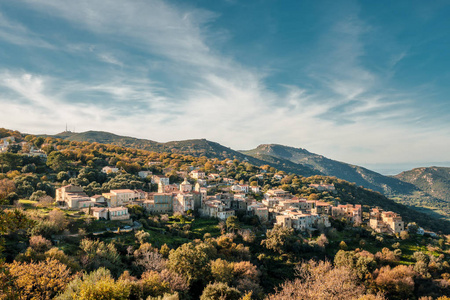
[56,165,406,236]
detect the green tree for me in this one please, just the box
[399,231,409,240]
[226,216,240,232]
[79,239,121,275]
[200,282,241,300]
[47,151,69,172]
[57,267,131,300]
[160,244,171,258]
[57,171,70,182]
[261,225,296,254]
[30,190,47,201]
[0,209,33,235]
[210,258,234,284]
[141,270,171,298]
[167,243,210,284]
[0,152,22,172]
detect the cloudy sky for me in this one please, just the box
[1,0,449,171]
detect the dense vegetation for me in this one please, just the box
[1,128,450,299]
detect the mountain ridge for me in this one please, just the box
[393,166,450,219]
[42,131,318,177]
[241,143,418,195]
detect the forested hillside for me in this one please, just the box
[1,128,449,299]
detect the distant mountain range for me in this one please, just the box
[241,144,417,195]
[44,130,450,221]
[396,166,450,201]
[392,167,450,220]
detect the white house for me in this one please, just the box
[231,184,249,193]
[108,206,130,221]
[152,175,170,185]
[190,170,205,179]
[102,166,119,174]
[251,186,260,193]
[92,207,108,220]
[103,189,136,207]
[138,170,153,179]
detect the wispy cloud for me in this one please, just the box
[0,11,53,48]
[0,1,449,166]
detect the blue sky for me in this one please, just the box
[1,0,450,171]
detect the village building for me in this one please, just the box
[369,208,405,234]
[158,182,179,193]
[231,184,249,193]
[145,193,173,213]
[77,200,96,209]
[196,179,207,186]
[151,175,170,185]
[275,198,308,211]
[247,202,269,222]
[311,201,333,215]
[254,207,269,222]
[0,137,14,153]
[208,173,220,180]
[273,174,284,180]
[264,189,291,199]
[190,170,205,179]
[102,189,136,207]
[179,178,193,193]
[56,184,90,208]
[262,198,281,208]
[108,206,130,221]
[222,178,236,185]
[309,183,336,192]
[90,195,107,205]
[138,170,152,179]
[173,193,195,213]
[134,189,147,200]
[101,166,119,174]
[255,174,264,180]
[275,209,331,231]
[230,198,249,211]
[26,147,47,158]
[332,204,362,223]
[91,207,108,220]
[200,199,235,220]
[251,186,260,193]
